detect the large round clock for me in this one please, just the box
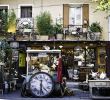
[29,72,54,97]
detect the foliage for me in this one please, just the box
[7,9,16,33]
[0,9,16,33]
[0,39,12,63]
[0,10,8,32]
[53,23,63,34]
[0,39,13,80]
[89,22,103,32]
[36,11,53,35]
[8,9,16,26]
[91,0,110,11]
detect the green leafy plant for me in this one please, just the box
[91,0,110,11]
[0,10,8,32]
[89,22,103,33]
[53,23,63,34]
[36,11,53,35]
[7,9,16,33]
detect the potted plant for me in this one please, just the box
[54,23,63,40]
[36,11,53,40]
[89,22,103,40]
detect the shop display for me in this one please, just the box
[98,47,106,65]
[21,49,65,97]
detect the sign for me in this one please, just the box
[19,53,26,67]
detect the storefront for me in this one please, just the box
[9,41,108,82]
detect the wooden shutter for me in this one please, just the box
[82,4,89,28]
[63,4,69,28]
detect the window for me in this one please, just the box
[0,6,8,12]
[69,6,82,25]
[63,4,89,28]
[21,6,32,18]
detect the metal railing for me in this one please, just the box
[63,25,101,41]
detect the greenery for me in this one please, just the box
[53,23,63,34]
[0,9,16,33]
[36,11,53,35]
[89,22,102,32]
[0,10,8,32]
[91,0,110,11]
[7,9,16,33]
[0,39,12,63]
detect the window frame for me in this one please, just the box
[21,6,32,18]
[18,4,33,18]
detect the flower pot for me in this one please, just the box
[39,35,49,41]
[56,34,63,40]
[65,34,75,40]
[48,34,55,40]
[94,32,101,40]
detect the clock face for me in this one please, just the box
[29,72,54,97]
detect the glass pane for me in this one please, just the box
[86,49,95,67]
[74,47,95,68]
[21,6,32,18]
[74,47,85,67]
[69,6,82,25]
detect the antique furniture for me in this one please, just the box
[88,80,110,99]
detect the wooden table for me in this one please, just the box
[88,80,110,99]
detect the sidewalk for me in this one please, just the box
[0,81,91,100]
[66,81,90,99]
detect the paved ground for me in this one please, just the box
[0,82,91,100]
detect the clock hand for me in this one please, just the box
[42,85,48,92]
[40,80,44,95]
